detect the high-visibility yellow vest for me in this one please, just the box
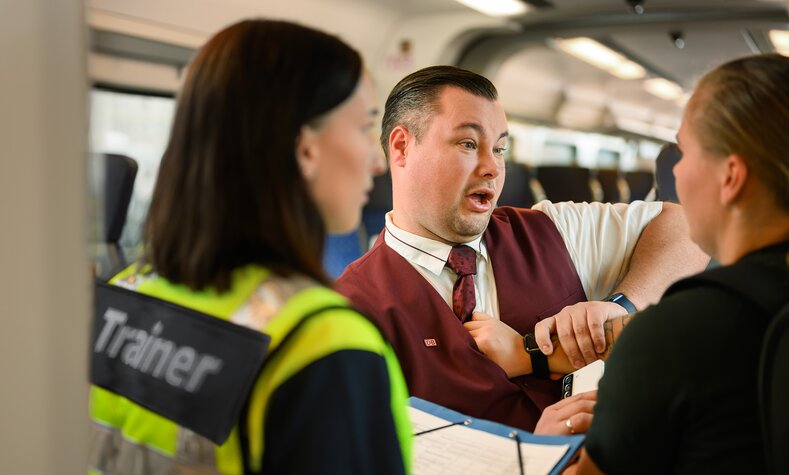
[89,264,412,474]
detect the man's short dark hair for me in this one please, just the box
[380,65,498,158]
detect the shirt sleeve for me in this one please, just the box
[532,200,662,300]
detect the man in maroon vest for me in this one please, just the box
[336,66,708,433]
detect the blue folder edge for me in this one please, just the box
[409,397,585,475]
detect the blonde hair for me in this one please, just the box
[687,54,789,210]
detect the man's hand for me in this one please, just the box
[464,312,529,377]
[535,301,626,369]
[534,391,597,436]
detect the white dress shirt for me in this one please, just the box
[383,200,662,319]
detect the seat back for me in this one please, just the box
[624,170,655,202]
[655,143,681,202]
[596,169,629,203]
[361,170,393,241]
[104,153,138,244]
[498,162,537,208]
[536,166,594,202]
[323,229,365,280]
[102,154,138,274]
[760,302,789,475]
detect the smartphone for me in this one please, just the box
[561,359,605,398]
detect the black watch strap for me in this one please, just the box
[523,333,549,378]
[605,292,637,314]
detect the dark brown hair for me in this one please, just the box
[688,54,789,210]
[380,65,498,158]
[144,19,362,291]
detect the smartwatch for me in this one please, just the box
[522,333,549,378]
[605,292,637,314]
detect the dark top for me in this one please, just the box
[585,242,789,475]
[264,350,405,474]
[337,207,587,431]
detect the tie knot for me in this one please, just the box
[446,245,477,276]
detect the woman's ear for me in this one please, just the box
[720,153,749,205]
[295,125,319,181]
[389,125,411,168]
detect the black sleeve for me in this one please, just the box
[261,349,406,475]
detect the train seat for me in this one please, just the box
[361,170,393,243]
[595,169,630,203]
[323,229,365,280]
[99,153,138,277]
[536,166,596,203]
[624,170,655,202]
[654,143,681,203]
[498,161,538,208]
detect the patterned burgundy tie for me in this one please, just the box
[446,245,477,323]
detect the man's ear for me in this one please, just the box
[389,125,411,168]
[295,125,319,181]
[720,153,749,206]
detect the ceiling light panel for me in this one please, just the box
[770,30,789,56]
[553,37,646,79]
[643,78,684,101]
[454,0,528,17]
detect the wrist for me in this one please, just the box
[604,292,637,314]
[509,346,533,378]
[546,344,576,374]
[523,333,550,378]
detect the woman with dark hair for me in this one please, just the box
[89,19,410,474]
[568,54,789,474]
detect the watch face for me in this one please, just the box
[523,333,540,352]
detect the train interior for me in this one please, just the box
[3,0,788,472]
[84,0,789,276]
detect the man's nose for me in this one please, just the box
[478,148,501,178]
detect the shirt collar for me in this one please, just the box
[383,211,488,276]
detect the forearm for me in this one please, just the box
[516,339,575,375]
[547,343,576,374]
[507,336,586,377]
[501,333,571,377]
[596,314,633,360]
[615,202,709,309]
[517,316,633,377]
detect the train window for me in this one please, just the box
[89,88,175,258]
[597,149,620,168]
[542,142,577,166]
[638,139,663,161]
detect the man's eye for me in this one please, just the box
[494,147,507,156]
[461,141,477,150]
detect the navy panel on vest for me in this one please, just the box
[90,280,270,444]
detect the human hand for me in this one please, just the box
[562,464,578,475]
[533,390,597,436]
[535,301,626,368]
[464,312,529,378]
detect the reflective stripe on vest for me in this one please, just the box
[89,264,411,474]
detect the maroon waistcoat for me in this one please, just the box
[336,207,587,431]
